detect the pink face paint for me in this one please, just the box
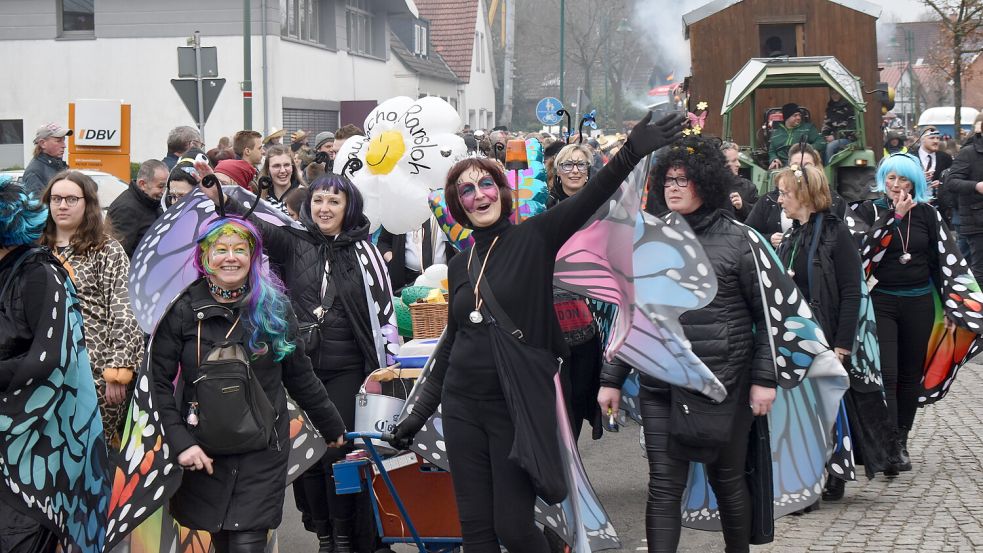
[459,177,499,213]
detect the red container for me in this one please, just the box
[368,453,462,539]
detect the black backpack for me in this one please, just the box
[188,316,276,456]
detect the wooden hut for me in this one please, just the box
[683,0,883,154]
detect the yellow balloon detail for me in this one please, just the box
[365,130,406,175]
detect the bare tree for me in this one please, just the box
[922,0,983,136]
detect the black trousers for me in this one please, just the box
[442,391,549,553]
[871,291,934,432]
[640,388,753,553]
[965,232,983,285]
[0,499,56,553]
[211,530,267,553]
[292,369,362,535]
[559,336,602,440]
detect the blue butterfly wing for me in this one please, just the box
[680,463,720,531]
[826,401,856,481]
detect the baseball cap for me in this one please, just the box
[315,131,336,150]
[34,122,73,143]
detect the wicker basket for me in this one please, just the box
[409,300,448,339]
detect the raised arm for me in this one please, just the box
[530,112,686,252]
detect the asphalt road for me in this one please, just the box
[277,425,723,552]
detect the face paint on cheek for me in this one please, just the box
[484,185,499,204]
[462,193,478,213]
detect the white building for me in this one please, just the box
[0,0,498,169]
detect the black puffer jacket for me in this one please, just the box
[745,188,848,236]
[107,181,162,258]
[150,279,345,532]
[947,133,983,235]
[244,209,380,375]
[600,207,774,394]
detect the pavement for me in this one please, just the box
[277,360,983,552]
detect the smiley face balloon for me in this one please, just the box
[337,96,468,234]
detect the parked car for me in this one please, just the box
[0,169,128,216]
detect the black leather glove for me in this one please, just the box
[387,417,423,451]
[625,111,687,159]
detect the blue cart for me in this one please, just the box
[335,432,462,553]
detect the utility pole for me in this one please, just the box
[243,0,253,130]
[500,0,515,127]
[193,31,207,144]
[559,0,565,112]
[905,30,920,128]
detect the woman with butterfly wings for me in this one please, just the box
[854,153,983,475]
[773,165,892,501]
[599,136,778,553]
[198,160,400,553]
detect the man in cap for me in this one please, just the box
[22,122,72,196]
[768,102,825,169]
[263,128,285,150]
[314,131,336,172]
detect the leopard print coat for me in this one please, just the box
[54,238,144,444]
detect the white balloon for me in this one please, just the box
[365,96,416,135]
[335,134,370,171]
[380,166,436,234]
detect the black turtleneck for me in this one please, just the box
[427,146,643,400]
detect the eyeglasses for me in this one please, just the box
[458,177,498,199]
[558,161,589,174]
[50,195,83,207]
[663,176,691,188]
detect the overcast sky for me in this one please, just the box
[868,0,934,21]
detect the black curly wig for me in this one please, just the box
[648,136,734,215]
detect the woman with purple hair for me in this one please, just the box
[149,217,346,553]
[199,166,400,553]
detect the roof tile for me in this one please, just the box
[414,0,479,83]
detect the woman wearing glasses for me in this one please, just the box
[39,170,144,446]
[600,136,775,553]
[391,113,686,553]
[547,143,592,207]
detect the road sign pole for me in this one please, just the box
[243,0,253,130]
[194,31,206,144]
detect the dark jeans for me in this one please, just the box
[0,499,56,553]
[871,291,934,432]
[640,388,753,553]
[211,530,268,553]
[442,391,549,553]
[292,369,363,535]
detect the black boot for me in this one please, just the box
[897,426,912,472]
[884,427,902,476]
[822,476,846,501]
[317,534,335,553]
[332,518,353,553]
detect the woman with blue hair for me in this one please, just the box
[0,175,110,553]
[855,152,968,475]
[198,163,400,553]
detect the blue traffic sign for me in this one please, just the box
[536,97,563,125]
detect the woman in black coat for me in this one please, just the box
[773,165,892,498]
[391,112,685,553]
[198,168,399,553]
[150,217,345,553]
[598,136,776,553]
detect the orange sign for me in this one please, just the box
[68,102,132,182]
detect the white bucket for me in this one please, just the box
[353,391,406,455]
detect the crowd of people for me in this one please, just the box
[2,102,983,553]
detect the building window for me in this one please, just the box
[759,24,803,57]
[347,0,374,55]
[281,0,322,44]
[282,107,340,144]
[58,0,94,37]
[414,23,428,57]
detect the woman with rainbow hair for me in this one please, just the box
[149,216,346,553]
[855,152,983,476]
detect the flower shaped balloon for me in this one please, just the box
[337,96,467,233]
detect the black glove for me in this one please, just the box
[387,418,423,451]
[625,111,687,159]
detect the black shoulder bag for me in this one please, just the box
[188,315,277,456]
[466,252,568,505]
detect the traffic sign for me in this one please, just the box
[171,78,225,127]
[536,97,563,126]
[177,46,218,78]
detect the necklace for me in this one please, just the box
[466,236,500,324]
[896,213,912,264]
[208,279,249,300]
[785,235,801,278]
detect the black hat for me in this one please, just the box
[781,103,801,122]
